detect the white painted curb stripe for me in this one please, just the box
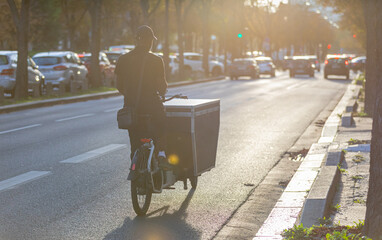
[60,144,127,163]
[0,124,42,135]
[0,171,51,193]
[56,113,95,122]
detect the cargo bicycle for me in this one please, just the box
[127,95,220,216]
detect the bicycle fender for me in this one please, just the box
[127,154,138,181]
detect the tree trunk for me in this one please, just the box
[175,0,184,80]
[163,0,170,80]
[89,0,102,88]
[140,0,150,24]
[364,1,382,238]
[7,0,30,99]
[202,0,210,77]
[364,0,378,116]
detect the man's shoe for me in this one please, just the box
[158,156,173,170]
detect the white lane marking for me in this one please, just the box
[0,124,42,135]
[60,144,127,163]
[286,83,300,90]
[104,108,120,113]
[0,171,51,193]
[56,113,95,122]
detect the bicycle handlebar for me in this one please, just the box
[161,94,188,102]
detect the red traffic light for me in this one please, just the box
[353,34,357,38]
[327,44,331,49]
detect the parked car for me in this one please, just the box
[289,57,315,77]
[155,53,179,77]
[350,56,366,72]
[32,51,88,90]
[108,45,134,52]
[283,56,294,71]
[178,52,224,78]
[306,55,321,72]
[324,56,350,79]
[255,56,276,77]
[78,52,115,84]
[229,58,259,80]
[0,51,45,97]
[103,50,128,65]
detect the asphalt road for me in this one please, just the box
[0,70,349,240]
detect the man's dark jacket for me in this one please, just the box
[115,47,168,113]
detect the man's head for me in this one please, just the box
[135,25,157,51]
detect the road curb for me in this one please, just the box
[253,82,359,239]
[0,76,225,114]
[299,150,344,227]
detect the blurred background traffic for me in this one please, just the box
[0,0,365,99]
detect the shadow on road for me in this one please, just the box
[103,189,201,240]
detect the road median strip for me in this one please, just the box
[0,76,225,114]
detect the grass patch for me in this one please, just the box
[352,154,365,163]
[353,199,366,204]
[351,175,364,181]
[282,220,370,239]
[338,164,348,174]
[330,204,341,213]
[348,138,369,145]
[0,87,117,107]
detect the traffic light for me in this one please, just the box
[327,44,331,50]
[238,33,243,38]
[353,34,357,38]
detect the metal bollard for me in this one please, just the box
[32,83,40,97]
[59,82,66,95]
[46,82,53,96]
[0,86,4,103]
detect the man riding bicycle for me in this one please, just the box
[115,25,170,169]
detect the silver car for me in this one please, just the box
[0,51,45,97]
[32,51,88,90]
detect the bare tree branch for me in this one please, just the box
[6,0,20,29]
[148,0,162,19]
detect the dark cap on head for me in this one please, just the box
[136,25,157,41]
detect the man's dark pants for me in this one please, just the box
[128,108,166,160]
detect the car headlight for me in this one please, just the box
[77,71,81,75]
[35,76,40,82]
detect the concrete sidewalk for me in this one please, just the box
[329,114,370,226]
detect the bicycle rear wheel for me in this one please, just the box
[131,147,152,216]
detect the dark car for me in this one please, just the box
[307,55,321,72]
[103,50,128,64]
[350,56,366,73]
[324,56,350,79]
[289,57,315,77]
[283,56,294,71]
[229,58,259,80]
